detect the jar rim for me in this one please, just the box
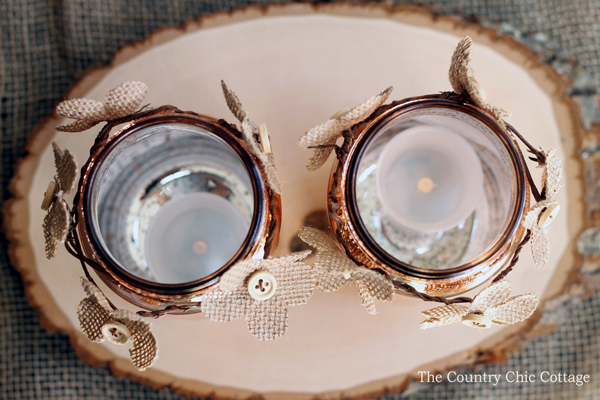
[342,98,528,279]
[79,112,269,294]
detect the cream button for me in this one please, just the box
[330,107,351,120]
[539,203,560,229]
[41,181,57,211]
[461,314,492,329]
[258,123,272,154]
[247,270,277,301]
[101,321,132,345]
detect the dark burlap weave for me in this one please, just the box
[1,1,599,399]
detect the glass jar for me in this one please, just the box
[328,97,529,296]
[76,112,281,312]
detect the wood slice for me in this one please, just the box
[5,3,586,399]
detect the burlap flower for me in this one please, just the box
[420,280,539,329]
[42,142,78,259]
[221,80,281,194]
[298,227,394,315]
[201,251,315,340]
[449,36,510,122]
[522,148,563,268]
[298,87,393,172]
[56,81,149,132]
[77,278,158,371]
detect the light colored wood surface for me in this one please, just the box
[5,3,585,399]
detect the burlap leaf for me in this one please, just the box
[420,304,470,329]
[470,279,512,313]
[52,142,78,193]
[201,288,250,322]
[77,278,158,371]
[449,36,510,122]
[55,119,100,133]
[271,251,315,307]
[541,149,563,199]
[522,201,554,268]
[522,148,562,268]
[221,80,249,122]
[42,198,70,260]
[201,252,315,340]
[353,268,395,303]
[314,268,348,292]
[531,223,551,269]
[77,296,111,343]
[485,294,539,325]
[298,226,394,315]
[221,80,282,194]
[298,87,393,171]
[56,98,106,120]
[218,258,262,293]
[305,138,336,172]
[56,81,149,132]
[81,277,113,311]
[245,300,289,341]
[420,280,539,329]
[42,142,78,259]
[111,309,158,371]
[104,81,148,119]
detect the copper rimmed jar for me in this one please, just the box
[328,97,530,297]
[76,112,281,312]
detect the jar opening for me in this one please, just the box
[348,100,526,276]
[84,115,262,288]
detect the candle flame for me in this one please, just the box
[418,177,435,193]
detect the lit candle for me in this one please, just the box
[376,125,483,232]
[145,192,250,284]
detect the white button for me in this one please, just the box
[258,123,272,154]
[41,181,57,211]
[330,107,351,120]
[247,270,277,301]
[461,314,492,329]
[539,203,560,229]
[101,321,131,345]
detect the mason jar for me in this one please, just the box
[328,97,529,297]
[76,112,281,312]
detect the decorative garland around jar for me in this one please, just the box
[42,37,561,370]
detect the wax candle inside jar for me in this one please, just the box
[376,125,484,232]
[145,192,249,284]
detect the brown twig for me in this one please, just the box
[492,229,532,283]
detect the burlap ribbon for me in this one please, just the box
[77,278,158,371]
[298,227,394,314]
[522,149,563,268]
[297,87,393,172]
[55,81,149,132]
[449,36,510,122]
[221,80,281,194]
[420,280,539,329]
[42,142,78,259]
[201,251,315,340]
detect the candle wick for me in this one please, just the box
[192,241,208,255]
[417,177,435,193]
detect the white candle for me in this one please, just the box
[376,125,483,232]
[145,192,249,283]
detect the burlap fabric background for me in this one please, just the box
[1,1,600,399]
